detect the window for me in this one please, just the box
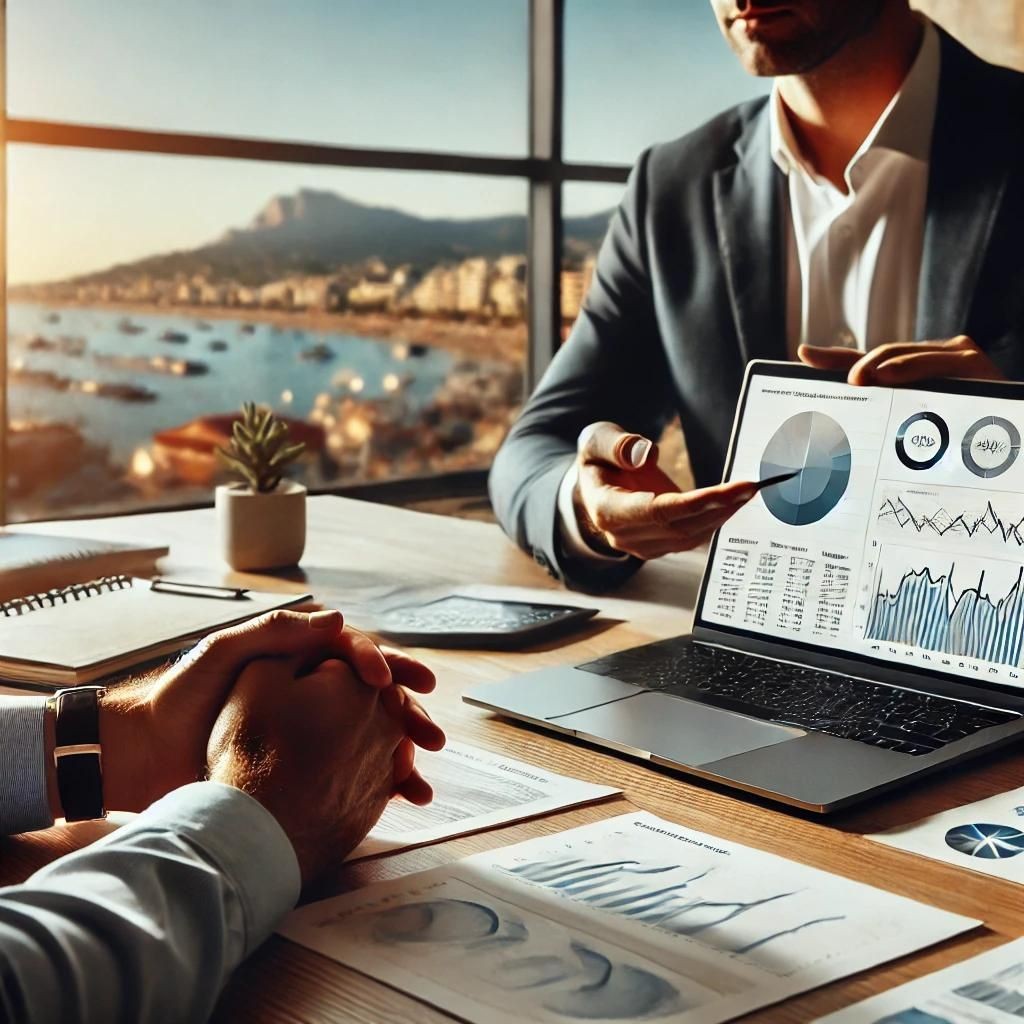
[4,1,543,522]
[7,146,530,519]
[2,1,759,522]
[8,0,528,156]
[560,182,621,331]
[564,0,769,165]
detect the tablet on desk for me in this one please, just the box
[372,594,599,649]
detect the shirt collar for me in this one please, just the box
[769,21,940,182]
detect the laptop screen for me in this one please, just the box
[697,362,1024,692]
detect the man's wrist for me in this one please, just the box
[556,462,630,565]
[98,693,154,813]
[571,478,625,558]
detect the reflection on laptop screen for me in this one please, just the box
[699,366,1024,690]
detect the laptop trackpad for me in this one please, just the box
[554,692,801,766]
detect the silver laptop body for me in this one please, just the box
[465,362,1024,812]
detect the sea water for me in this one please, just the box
[7,302,455,461]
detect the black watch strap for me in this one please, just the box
[52,687,106,822]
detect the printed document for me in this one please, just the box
[350,742,620,859]
[868,786,1024,884]
[281,812,978,1024]
[816,938,1024,1023]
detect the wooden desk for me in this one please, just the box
[4,496,1023,1022]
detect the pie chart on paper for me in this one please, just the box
[944,823,1024,860]
[759,412,852,526]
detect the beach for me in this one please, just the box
[26,298,527,365]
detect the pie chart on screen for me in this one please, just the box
[759,412,852,526]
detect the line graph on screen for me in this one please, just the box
[878,495,1024,547]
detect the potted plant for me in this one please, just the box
[215,402,307,570]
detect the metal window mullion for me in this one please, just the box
[7,118,632,185]
[5,119,540,178]
[527,0,564,389]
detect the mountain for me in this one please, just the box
[29,188,614,290]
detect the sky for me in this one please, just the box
[6,0,767,284]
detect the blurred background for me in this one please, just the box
[3,0,767,522]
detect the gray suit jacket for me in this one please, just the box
[490,33,1024,591]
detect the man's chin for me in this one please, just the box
[731,36,833,77]
[733,44,812,77]
[728,16,829,76]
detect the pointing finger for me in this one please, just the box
[650,480,758,526]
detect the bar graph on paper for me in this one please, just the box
[865,545,1024,667]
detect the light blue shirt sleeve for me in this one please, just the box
[0,781,301,1024]
[0,696,53,835]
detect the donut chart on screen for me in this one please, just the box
[759,412,852,526]
[961,415,1022,478]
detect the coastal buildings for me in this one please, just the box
[560,256,597,323]
[13,251,601,328]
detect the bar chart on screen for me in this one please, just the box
[863,545,1024,671]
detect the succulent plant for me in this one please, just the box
[217,402,306,493]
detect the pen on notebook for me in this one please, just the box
[150,579,250,600]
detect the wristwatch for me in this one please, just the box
[47,686,107,822]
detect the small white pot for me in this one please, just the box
[215,480,307,571]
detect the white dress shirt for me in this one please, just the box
[778,22,940,356]
[559,24,941,565]
[0,697,301,1024]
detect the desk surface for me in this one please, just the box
[4,496,1023,1023]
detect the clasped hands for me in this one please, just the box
[83,609,445,886]
[574,335,1003,561]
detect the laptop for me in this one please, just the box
[465,361,1024,812]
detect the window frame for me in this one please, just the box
[0,0,630,523]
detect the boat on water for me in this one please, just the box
[208,339,229,352]
[12,364,157,402]
[92,352,209,377]
[78,379,158,402]
[299,342,334,363]
[117,317,146,335]
[10,366,71,392]
[146,412,324,487]
[195,320,213,331]
[58,336,88,357]
[240,323,257,334]
[150,355,209,377]
[159,329,189,344]
[19,333,87,357]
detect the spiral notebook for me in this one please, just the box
[0,576,310,688]
[0,531,169,603]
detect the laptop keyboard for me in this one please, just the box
[578,637,1017,756]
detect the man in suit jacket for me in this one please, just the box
[490,0,1024,591]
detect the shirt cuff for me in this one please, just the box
[557,463,630,564]
[119,781,301,954]
[0,697,52,835]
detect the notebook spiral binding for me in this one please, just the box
[1,575,134,617]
